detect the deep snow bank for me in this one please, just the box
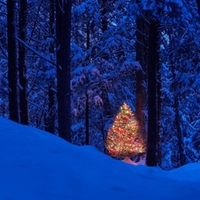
[0,117,200,200]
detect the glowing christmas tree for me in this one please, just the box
[105,102,146,158]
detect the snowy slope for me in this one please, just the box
[0,117,200,200]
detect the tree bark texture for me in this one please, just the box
[146,20,159,166]
[156,51,162,166]
[196,0,200,15]
[101,0,108,33]
[85,93,89,145]
[174,95,186,166]
[45,84,56,134]
[56,0,72,142]
[19,0,29,125]
[45,0,56,134]
[7,0,19,122]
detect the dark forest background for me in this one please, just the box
[0,0,200,170]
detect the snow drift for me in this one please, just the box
[0,117,200,200]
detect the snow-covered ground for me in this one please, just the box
[0,117,200,200]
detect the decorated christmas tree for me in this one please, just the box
[105,102,146,158]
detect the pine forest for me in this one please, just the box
[0,0,200,170]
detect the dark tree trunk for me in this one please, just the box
[146,20,159,166]
[85,20,90,143]
[85,93,89,145]
[171,65,186,167]
[100,0,112,150]
[45,84,56,134]
[86,21,90,49]
[56,0,71,142]
[196,0,200,15]
[45,0,55,134]
[156,55,162,166]
[101,0,108,33]
[19,0,29,125]
[174,95,186,166]
[7,0,19,122]
[100,0,108,61]
[135,16,149,147]
[102,89,112,151]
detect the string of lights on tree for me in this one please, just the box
[105,102,146,158]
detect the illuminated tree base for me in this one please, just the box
[123,157,137,165]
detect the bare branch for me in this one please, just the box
[15,36,56,66]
